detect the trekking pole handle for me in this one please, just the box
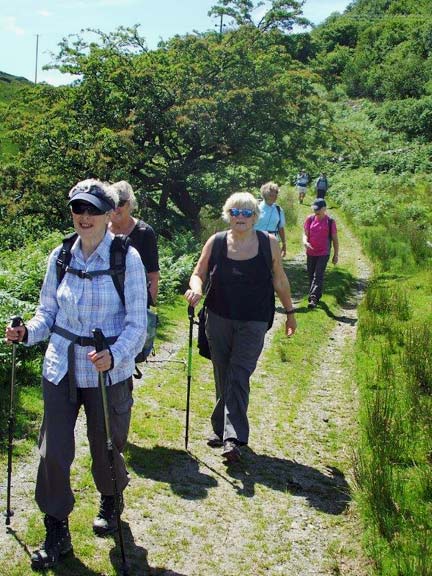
[187,305,195,320]
[10,316,23,329]
[93,328,105,354]
[7,316,23,342]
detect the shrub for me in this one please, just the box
[401,322,432,394]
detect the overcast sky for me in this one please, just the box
[0,0,351,85]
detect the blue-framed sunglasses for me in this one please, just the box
[229,208,255,218]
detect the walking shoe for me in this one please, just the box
[222,439,241,463]
[93,493,124,536]
[308,298,318,309]
[207,432,223,447]
[31,515,72,570]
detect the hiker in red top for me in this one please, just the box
[303,198,339,309]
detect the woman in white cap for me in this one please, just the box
[5,178,147,570]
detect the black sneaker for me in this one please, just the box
[207,432,223,447]
[308,298,318,309]
[31,515,72,570]
[93,494,124,536]
[222,439,241,463]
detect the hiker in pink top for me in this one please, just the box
[303,198,339,309]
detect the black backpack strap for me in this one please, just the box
[256,230,273,274]
[208,231,227,272]
[275,204,281,231]
[110,235,129,306]
[56,232,78,285]
[256,230,275,330]
[56,232,129,306]
[200,231,226,305]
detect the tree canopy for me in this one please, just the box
[2,22,327,237]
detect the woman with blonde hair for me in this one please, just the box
[185,192,296,462]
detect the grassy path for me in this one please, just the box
[0,204,372,575]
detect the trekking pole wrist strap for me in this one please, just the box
[285,308,295,315]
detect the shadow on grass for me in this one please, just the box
[6,526,101,576]
[6,522,189,576]
[127,443,217,500]
[283,260,309,300]
[109,522,189,576]
[284,259,360,310]
[224,447,351,515]
[316,301,358,326]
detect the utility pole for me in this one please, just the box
[34,34,39,84]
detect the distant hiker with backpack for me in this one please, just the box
[5,179,147,571]
[303,198,339,309]
[295,168,309,204]
[109,180,160,307]
[254,181,287,257]
[315,172,329,199]
[185,192,296,463]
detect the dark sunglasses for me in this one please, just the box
[70,202,105,216]
[117,199,128,207]
[229,208,255,218]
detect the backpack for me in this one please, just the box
[197,230,275,359]
[305,215,334,246]
[316,177,328,191]
[56,232,156,372]
[274,204,282,234]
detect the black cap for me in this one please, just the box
[312,198,326,211]
[68,180,115,212]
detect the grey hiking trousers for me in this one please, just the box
[206,309,267,445]
[307,254,330,302]
[35,374,133,521]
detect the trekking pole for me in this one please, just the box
[185,306,194,451]
[5,315,23,527]
[92,328,129,576]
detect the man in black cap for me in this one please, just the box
[302,198,339,308]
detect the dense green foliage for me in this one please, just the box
[1,0,432,573]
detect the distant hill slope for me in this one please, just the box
[0,70,31,84]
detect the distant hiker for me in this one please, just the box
[254,181,287,257]
[295,169,309,204]
[315,172,329,199]
[303,198,339,309]
[109,180,160,306]
[5,179,147,570]
[185,192,296,463]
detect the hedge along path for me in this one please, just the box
[0,211,371,575]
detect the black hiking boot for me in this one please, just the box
[207,432,223,448]
[222,439,241,463]
[93,493,124,536]
[31,515,72,571]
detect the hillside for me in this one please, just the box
[0,72,31,162]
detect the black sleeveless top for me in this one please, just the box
[206,236,274,322]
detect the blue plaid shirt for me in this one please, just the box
[26,230,147,388]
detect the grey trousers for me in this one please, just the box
[206,310,267,445]
[307,254,330,302]
[35,374,133,521]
